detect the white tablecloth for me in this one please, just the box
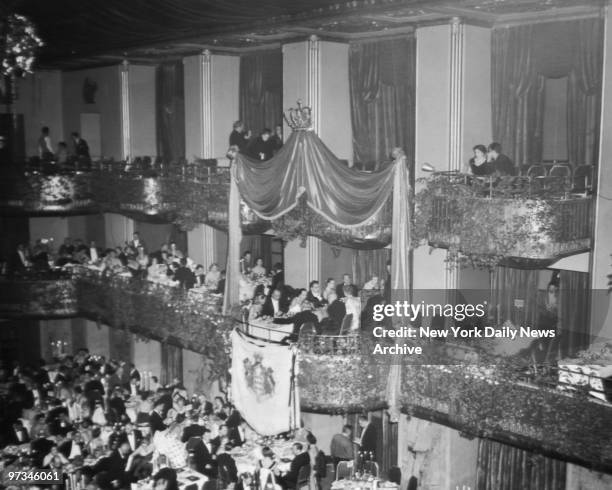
[558,361,612,401]
[247,319,294,342]
[132,468,208,490]
[230,440,293,474]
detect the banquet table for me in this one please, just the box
[132,468,208,490]
[229,440,293,474]
[247,318,294,342]
[332,480,399,490]
[558,359,612,402]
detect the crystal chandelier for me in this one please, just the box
[1,14,43,78]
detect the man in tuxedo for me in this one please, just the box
[186,429,216,478]
[59,430,83,460]
[129,232,146,252]
[248,128,275,161]
[229,419,248,447]
[216,442,238,486]
[262,288,284,317]
[175,258,196,290]
[277,442,310,490]
[355,415,376,456]
[229,121,251,153]
[324,292,346,333]
[336,274,356,299]
[121,422,143,453]
[10,244,31,275]
[7,420,30,444]
[487,142,515,176]
[149,400,167,434]
[306,281,326,308]
[90,439,132,490]
[181,413,205,443]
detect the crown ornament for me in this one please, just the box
[284,100,313,131]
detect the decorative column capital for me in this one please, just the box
[202,49,212,63]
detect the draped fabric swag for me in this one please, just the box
[491,18,603,167]
[349,36,416,172]
[156,61,185,161]
[476,439,566,490]
[239,50,283,136]
[558,270,590,357]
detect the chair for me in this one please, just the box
[549,164,571,178]
[335,460,354,480]
[338,314,353,336]
[362,461,379,477]
[526,164,547,178]
[296,463,312,490]
[572,165,594,194]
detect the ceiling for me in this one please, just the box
[4,0,606,69]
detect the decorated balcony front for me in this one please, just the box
[415,174,593,267]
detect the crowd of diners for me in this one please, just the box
[0,351,348,490]
[4,233,225,294]
[239,251,391,341]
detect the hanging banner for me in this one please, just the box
[230,329,299,436]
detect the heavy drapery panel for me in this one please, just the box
[352,249,390,286]
[558,270,590,357]
[239,50,283,136]
[349,37,416,171]
[233,130,396,226]
[161,343,183,386]
[491,266,539,328]
[156,61,185,161]
[567,18,604,166]
[223,173,242,313]
[477,439,566,490]
[491,25,540,166]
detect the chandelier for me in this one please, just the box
[1,14,43,78]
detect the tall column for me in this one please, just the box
[128,64,156,157]
[282,36,352,284]
[120,60,131,161]
[590,6,612,343]
[184,52,239,268]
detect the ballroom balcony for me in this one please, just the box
[0,163,392,247]
[1,273,611,471]
[417,174,593,266]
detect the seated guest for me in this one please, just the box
[213,396,228,420]
[251,257,267,277]
[322,278,336,302]
[468,144,493,175]
[229,120,251,153]
[8,420,30,444]
[149,400,167,434]
[129,232,146,251]
[147,257,166,282]
[362,275,380,290]
[276,442,310,490]
[487,142,515,176]
[322,291,345,333]
[42,444,69,468]
[270,263,285,290]
[229,418,249,447]
[125,436,154,482]
[257,446,280,490]
[216,270,226,294]
[90,439,132,490]
[166,242,184,262]
[181,412,205,443]
[152,467,179,490]
[102,249,124,274]
[194,264,206,287]
[186,429,216,478]
[288,289,308,314]
[216,441,239,486]
[330,425,354,466]
[343,285,361,332]
[249,293,267,320]
[204,263,221,288]
[262,288,285,318]
[336,274,355,299]
[175,258,196,290]
[249,128,275,161]
[237,472,255,490]
[306,281,326,308]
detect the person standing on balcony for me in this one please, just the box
[229,121,251,153]
[487,142,515,176]
[271,124,283,154]
[249,128,275,161]
[71,132,90,160]
[355,415,376,458]
[38,126,54,161]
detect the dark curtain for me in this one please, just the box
[477,439,566,490]
[241,235,272,270]
[492,19,604,167]
[352,249,389,286]
[239,50,283,136]
[491,266,539,328]
[558,270,590,357]
[491,25,541,166]
[156,61,185,161]
[567,18,604,166]
[161,343,183,386]
[349,36,416,170]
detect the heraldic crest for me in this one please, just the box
[243,352,276,402]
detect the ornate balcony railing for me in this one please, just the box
[416,175,593,266]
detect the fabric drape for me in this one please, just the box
[223,172,242,314]
[476,439,566,490]
[558,270,590,357]
[233,130,396,227]
[156,61,185,161]
[352,249,389,286]
[567,18,604,166]
[239,50,282,136]
[491,25,540,166]
[161,343,183,386]
[491,266,539,328]
[349,37,416,171]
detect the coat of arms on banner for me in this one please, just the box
[243,353,276,402]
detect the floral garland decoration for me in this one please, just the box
[1,14,44,78]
